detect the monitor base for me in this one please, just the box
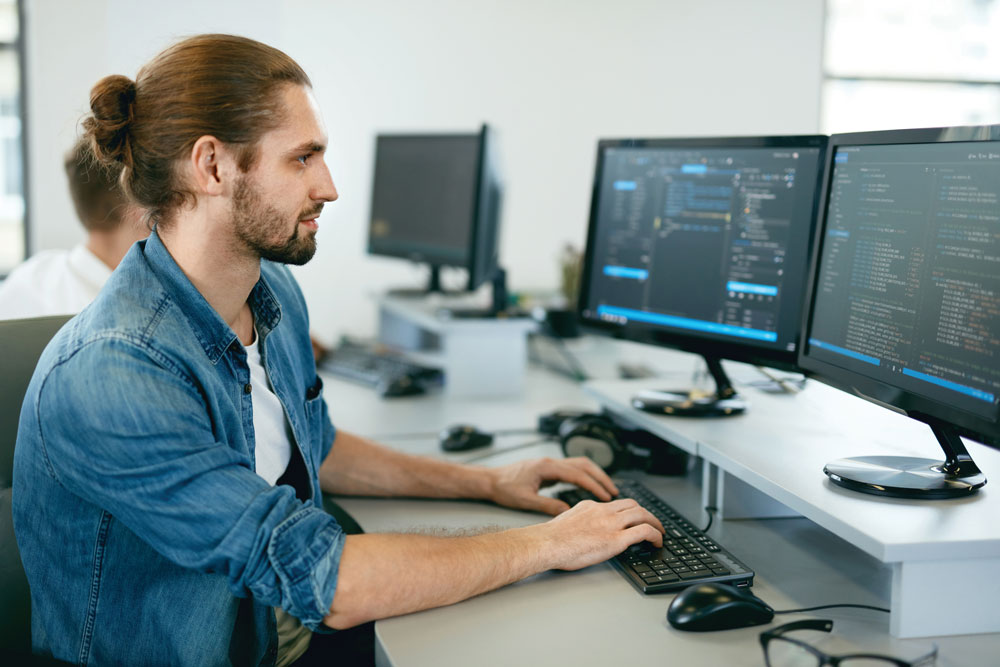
[630,355,746,417]
[444,308,528,320]
[824,420,987,499]
[824,456,986,499]
[631,389,746,417]
[386,287,463,298]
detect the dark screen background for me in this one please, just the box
[582,144,822,353]
[368,134,479,266]
[808,141,1000,419]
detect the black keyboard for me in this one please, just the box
[557,479,754,593]
[320,342,441,396]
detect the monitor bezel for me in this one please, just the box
[798,124,1000,446]
[366,130,481,270]
[576,134,829,372]
[466,124,503,291]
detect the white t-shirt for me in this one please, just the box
[245,331,293,485]
[246,333,310,665]
[0,244,112,319]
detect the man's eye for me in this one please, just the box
[297,154,310,165]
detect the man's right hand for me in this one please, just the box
[536,498,665,571]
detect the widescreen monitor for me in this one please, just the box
[367,124,505,312]
[799,125,1000,499]
[577,135,827,415]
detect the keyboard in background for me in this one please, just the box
[320,341,442,398]
[558,478,754,593]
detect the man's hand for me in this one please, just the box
[539,498,665,571]
[486,456,620,515]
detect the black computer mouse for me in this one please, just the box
[439,424,494,452]
[666,583,774,632]
[376,374,424,398]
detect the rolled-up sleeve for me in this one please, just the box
[35,335,345,629]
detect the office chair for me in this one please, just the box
[0,315,73,664]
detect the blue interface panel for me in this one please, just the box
[583,144,823,352]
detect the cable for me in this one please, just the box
[748,366,807,394]
[774,603,890,614]
[700,506,718,533]
[548,336,589,382]
[459,437,554,464]
[528,333,589,382]
[691,509,888,617]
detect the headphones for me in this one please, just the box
[538,409,689,475]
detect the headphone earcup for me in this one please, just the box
[537,409,593,437]
[559,415,627,473]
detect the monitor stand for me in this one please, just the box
[630,355,747,417]
[442,268,512,319]
[386,265,462,298]
[823,420,987,499]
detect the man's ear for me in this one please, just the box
[189,135,237,197]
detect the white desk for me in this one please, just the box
[585,368,1000,639]
[321,341,1000,665]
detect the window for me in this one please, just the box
[0,0,23,275]
[823,0,1000,134]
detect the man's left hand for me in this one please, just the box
[486,457,619,515]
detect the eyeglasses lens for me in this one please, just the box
[766,638,822,667]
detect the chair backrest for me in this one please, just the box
[0,315,73,653]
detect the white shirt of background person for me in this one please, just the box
[0,138,148,321]
[0,244,113,319]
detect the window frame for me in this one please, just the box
[821,0,1000,134]
[0,0,26,278]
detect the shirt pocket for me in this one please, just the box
[303,375,327,469]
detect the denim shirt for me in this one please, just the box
[12,230,344,666]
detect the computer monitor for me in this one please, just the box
[577,135,828,416]
[799,125,1000,499]
[367,124,506,313]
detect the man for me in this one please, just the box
[13,34,662,666]
[0,139,147,319]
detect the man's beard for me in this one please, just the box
[232,176,319,266]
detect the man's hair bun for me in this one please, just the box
[83,74,137,168]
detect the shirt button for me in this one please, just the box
[244,383,252,394]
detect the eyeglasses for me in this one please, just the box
[759,619,937,667]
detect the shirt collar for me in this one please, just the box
[67,244,114,291]
[141,228,283,364]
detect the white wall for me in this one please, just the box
[26,0,824,342]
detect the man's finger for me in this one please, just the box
[615,505,665,534]
[529,495,571,516]
[547,459,617,501]
[564,457,618,497]
[622,523,664,548]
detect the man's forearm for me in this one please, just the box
[319,430,493,500]
[324,526,548,629]
[323,497,665,629]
